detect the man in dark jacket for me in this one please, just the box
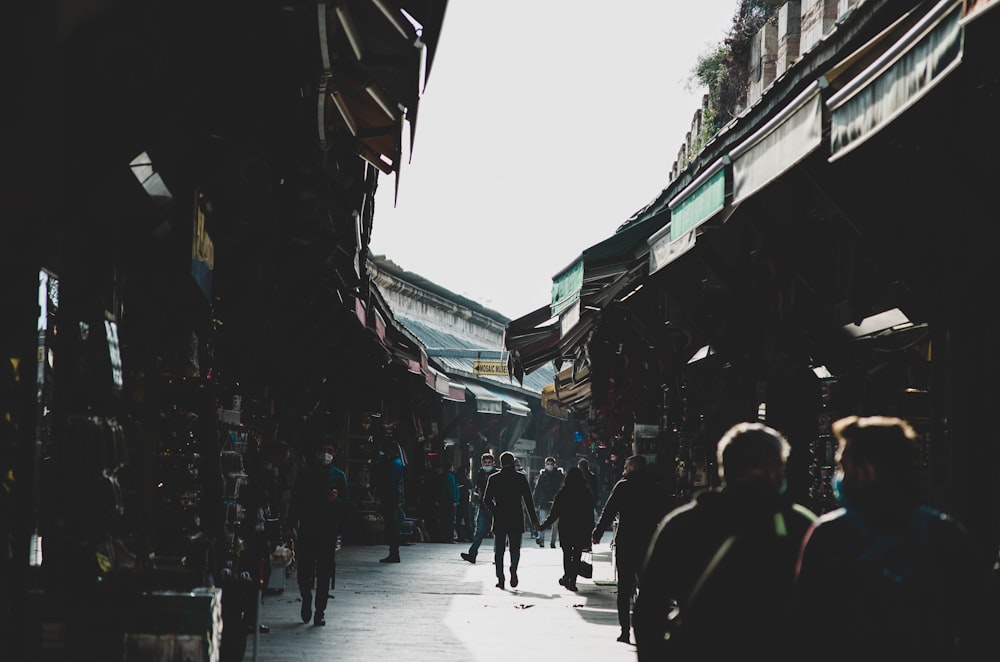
[374,443,404,564]
[482,451,540,589]
[578,457,600,515]
[461,452,496,563]
[633,422,815,660]
[286,439,350,626]
[532,456,563,548]
[593,454,662,644]
[792,416,991,662]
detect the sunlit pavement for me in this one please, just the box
[248,536,637,661]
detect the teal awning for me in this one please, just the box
[549,211,666,317]
[551,259,583,317]
[828,0,964,160]
[667,158,728,238]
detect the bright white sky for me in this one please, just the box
[371,1,739,320]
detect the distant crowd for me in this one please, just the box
[277,415,998,660]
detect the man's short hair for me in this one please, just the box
[577,458,590,470]
[832,415,917,487]
[716,422,789,485]
[544,456,556,464]
[481,452,495,463]
[626,455,647,470]
[499,451,515,467]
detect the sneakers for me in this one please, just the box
[550,542,556,548]
[460,552,476,564]
[535,538,544,547]
[379,553,400,563]
[509,568,519,588]
[314,611,326,626]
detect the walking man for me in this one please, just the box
[482,451,540,589]
[286,438,350,626]
[375,443,404,563]
[592,455,661,644]
[533,456,563,548]
[461,452,496,564]
[633,422,816,660]
[792,416,991,661]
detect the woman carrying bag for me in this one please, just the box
[539,466,595,591]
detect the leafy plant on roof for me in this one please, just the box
[691,0,781,150]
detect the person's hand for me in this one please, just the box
[326,487,339,501]
[531,522,540,532]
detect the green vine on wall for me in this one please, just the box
[689,0,781,152]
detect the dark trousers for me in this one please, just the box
[615,546,643,633]
[382,505,400,555]
[562,544,585,582]
[297,530,337,614]
[437,504,456,542]
[494,529,523,577]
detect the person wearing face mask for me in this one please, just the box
[633,422,815,659]
[791,416,991,662]
[461,452,496,563]
[533,457,563,548]
[286,438,350,626]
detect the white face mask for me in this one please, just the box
[321,452,333,465]
[482,464,495,472]
[544,464,555,471]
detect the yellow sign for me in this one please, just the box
[472,360,508,376]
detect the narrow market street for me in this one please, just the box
[247,539,637,661]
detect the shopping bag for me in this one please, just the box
[576,550,593,578]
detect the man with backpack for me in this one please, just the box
[792,415,992,661]
[634,422,815,660]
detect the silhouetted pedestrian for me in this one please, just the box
[634,422,816,660]
[539,467,594,591]
[592,455,661,644]
[792,415,992,662]
[286,438,350,627]
[482,451,540,589]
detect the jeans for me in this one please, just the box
[467,506,494,557]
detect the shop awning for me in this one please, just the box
[462,379,503,414]
[666,157,729,239]
[541,383,569,420]
[731,80,825,204]
[828,0,964,161]
[550,259,582,318]
[426,364,460,399]
[648,222,696,275]
[550,212,665,319]
[552,364,592,412]
[460,379,530,416]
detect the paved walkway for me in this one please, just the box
[246,537,638,661]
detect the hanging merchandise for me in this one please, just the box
[808,377,839,514]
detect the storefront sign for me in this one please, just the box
[472,360,508,376]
